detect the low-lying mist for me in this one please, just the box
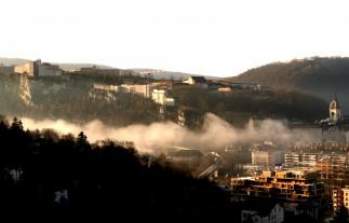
[21,113,322,153]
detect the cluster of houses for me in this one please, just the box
[90,73,267,109]
[90,82,176,107]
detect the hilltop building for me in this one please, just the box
[14,60,62,77]
[182,76,208,88]
[38,62,63,77]
[80,66,121,75]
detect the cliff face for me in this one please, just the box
[0,74,161,126]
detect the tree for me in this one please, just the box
[76,131,90,152]
[10,117,23,132]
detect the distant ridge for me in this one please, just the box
[0,57,30,66]
[0,57,112,71]
[0,57,218,80]
[225,57,349,111]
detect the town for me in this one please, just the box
[1,59,349,222]
[2,0,349,221]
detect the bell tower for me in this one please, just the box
[329,95,342,123]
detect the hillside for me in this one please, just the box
[0,57,329,126]
[0,117,236,219]
[170,86,328,126]
[129,68,219,80]
[227,57,349,111]
[0,57,112,71]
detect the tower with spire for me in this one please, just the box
[329,94,343,123]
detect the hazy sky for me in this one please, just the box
[1,0,349,76]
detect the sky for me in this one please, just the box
[1,0,349,76]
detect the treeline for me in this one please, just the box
[230,57,349,90]
[63,68,152,85]
[0,117,236,220]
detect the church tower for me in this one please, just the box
[329,95,343,123]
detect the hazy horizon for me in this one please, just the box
[1,0,349,76]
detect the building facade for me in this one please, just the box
[251,144,284,167]
[284,152,318,167]
[332,186,349,214]
[14,60,62,77]
[14,61,39,77]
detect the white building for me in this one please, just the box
[151,89,175,106]
[241,203,284,223]
[182,76,208,88]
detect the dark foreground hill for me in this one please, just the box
[227,57,349,111]
[0,117,237,220]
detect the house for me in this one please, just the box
[241,202,284,223]
[182,76,208,88]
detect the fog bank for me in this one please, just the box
[21,113,322,152]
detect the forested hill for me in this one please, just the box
[0,117,236,219]
[226,57,349,111]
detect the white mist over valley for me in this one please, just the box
[20,113,322,153]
